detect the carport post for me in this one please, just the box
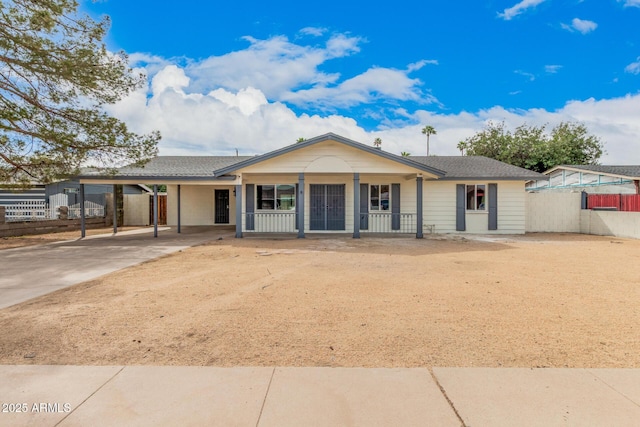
[80,184,86,238]
[235,184,242,238]
[416,176,423,239]
[177,184,181,234]
[113,184,118,234]
[353,173,360,238]
[153,184,158,238]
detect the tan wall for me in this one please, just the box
[424,181,526,234]
[580,210,640,239]
[239,141,434,176]
[167,185,236,226]
[526,192,582,233]
[123,194,150,226]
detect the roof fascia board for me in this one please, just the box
[79,175,236,183]
[212,133,446,177]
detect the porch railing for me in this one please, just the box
[242,211,419,234]
[245,211,296,232]
[360,212,416,233]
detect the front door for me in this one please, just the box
[310,184,345,230]
[215,189,230,224]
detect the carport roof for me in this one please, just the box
[78,156,252,181]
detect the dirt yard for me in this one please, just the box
[1,232,639,368]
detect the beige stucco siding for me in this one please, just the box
[238,141,435,176]
[423,180,526,234]
[167,185,236,226]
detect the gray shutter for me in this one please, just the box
[245,184,255,231]
[488,183,498,230]
[456,184,466,231]
[360,183,369,230]
[391,183,401,230]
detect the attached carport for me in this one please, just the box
[77,157,249,238]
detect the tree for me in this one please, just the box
[458,121,604,173]
[0,0,160,187]
[296,137,306,143]
[400,151,411,157]
[421,125,436,156]
[373,137,382,148]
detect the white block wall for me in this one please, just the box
[526,192,582,232]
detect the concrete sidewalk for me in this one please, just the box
[1,366,639,426]
[0,227,233,310]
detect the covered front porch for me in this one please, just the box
[234,172,429,239]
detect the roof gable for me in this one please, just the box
[213,133,446,177]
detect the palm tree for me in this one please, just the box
[401,151,411,157]
[456,141,466,155]
[373,137,382,148]
[296,137,306,143]
[421,125,437,156]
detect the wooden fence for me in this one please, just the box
[587,194,640,212]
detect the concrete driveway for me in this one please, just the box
[0,227,234,310]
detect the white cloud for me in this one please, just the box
[281,66,433,108]
[107,71,640,164]
[545,65,562,74]
[498,0,547,20]
[299,27,327,37]
[514,70,536,81]
[625,57,640,74]
[618,0,640,7]
[105,31,640,165]
[561,18,598,34]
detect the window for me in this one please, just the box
[466,184,486,211]
[257,185,295,210]
[370,184,390,211]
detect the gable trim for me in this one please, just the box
[212,133,446,178]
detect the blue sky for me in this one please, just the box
[83,0,640,163]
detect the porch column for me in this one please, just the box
[416,176,423,239]
[353,173,360,238]
[235,184,242,238]
[177,185,181,234]
[80,183,86,238]
[153,184,158,238]
[297,173,305,238]
[113,184,118,234]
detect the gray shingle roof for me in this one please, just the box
[80,156,252,179]
[552,165,640,179]
[410,156,546,180]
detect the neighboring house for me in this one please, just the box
[527,165,640,194]
[0,180,151,206]
[79,133,544,237]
